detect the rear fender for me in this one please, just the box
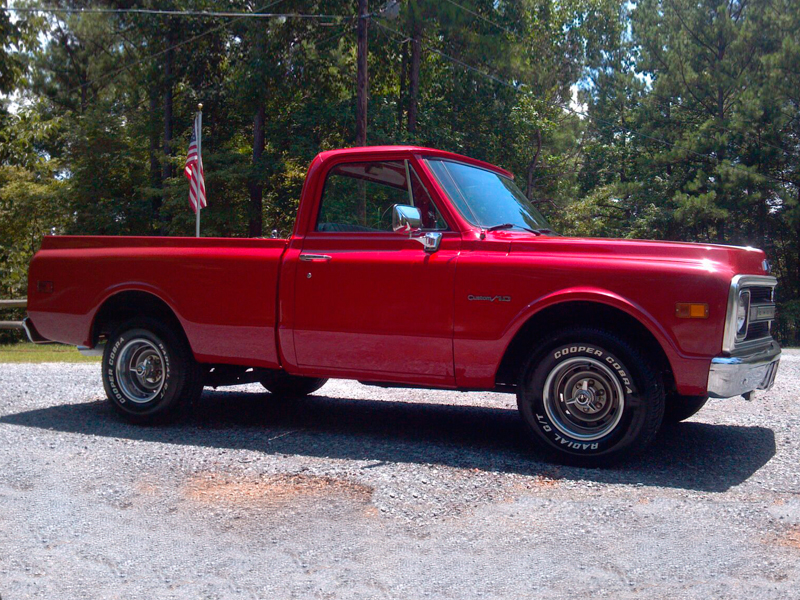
[88,284,186,347]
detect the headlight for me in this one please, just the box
[736,290,750,339]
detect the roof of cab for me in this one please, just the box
[314,145,514,179]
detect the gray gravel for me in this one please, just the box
[1,351,799,599]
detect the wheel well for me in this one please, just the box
[91,291,186,347]
[495,301,676,393]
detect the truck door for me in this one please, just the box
[292,158,459,385]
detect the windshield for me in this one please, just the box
[425,159,556,234]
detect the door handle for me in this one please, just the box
[299,253,332,262]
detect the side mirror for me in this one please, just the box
[391,204,442,253]
[392,204,422,233]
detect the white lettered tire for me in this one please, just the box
[102,318,203,423]
[517,328,664,465]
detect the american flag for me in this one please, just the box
[184,113,206,213]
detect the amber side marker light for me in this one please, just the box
[676,303,709,319]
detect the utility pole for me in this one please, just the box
[407,15,422,134]
[356,0,368,147]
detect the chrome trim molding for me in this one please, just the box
[22,317,51,344]
[708,341,781,398]
[722,274,777,353]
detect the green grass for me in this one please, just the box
[0,342,101,363]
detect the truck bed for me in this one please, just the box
[27,236,288,368]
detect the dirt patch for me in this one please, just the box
[183,473,373,507]
[778,527,800,550]
[135,478,162,497]
[514,475,560,491]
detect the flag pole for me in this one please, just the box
[196,103,203,237]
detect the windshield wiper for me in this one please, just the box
[486,223,541,234]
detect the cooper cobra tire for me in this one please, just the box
[516,327,665,466]
[260,374,328,398]
[663,394,709,424]
[102,318,204,424]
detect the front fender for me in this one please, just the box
[454,285,709,395]
[503,286,681,360]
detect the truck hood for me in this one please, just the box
[500,233,770,277]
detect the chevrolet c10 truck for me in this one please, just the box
[24,145,781,464]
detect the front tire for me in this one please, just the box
[102,318,203,423]
[517,328,665,465]
[663,394,708,424]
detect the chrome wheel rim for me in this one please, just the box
[115,338,166,404]
[542,357,625,441]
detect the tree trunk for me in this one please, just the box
[397,42,408,135]
[407,18,422,135]
[526,130,542,200]
[149,90,162,222]
[355,0,368,147]
[355,0,368,226]
[248,103,266,237]
[796,186,800,299]
[162,40,174,183]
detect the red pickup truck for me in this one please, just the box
[25,145,781,464]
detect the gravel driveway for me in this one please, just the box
[1,351,799,599]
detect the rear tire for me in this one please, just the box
[516,327,665,466]
[102,318,203,423]
[260,373,327,398]
[663,394,708,424]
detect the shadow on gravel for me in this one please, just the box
[1,390,775,492]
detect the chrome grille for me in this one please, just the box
[740,284,776,344]
[749,286,773,304]
[723,275,778,353]
[745,321,770,341]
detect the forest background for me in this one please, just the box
[1,0,798,343]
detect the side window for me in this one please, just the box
[410,167,448,230]
[316,161,448,232]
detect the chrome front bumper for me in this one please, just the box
[707,341,781,399]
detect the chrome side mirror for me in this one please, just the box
[392,204,422,233]
[391,204,441,253]
[417,231,443,253]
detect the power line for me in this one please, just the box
[2,6,352,21]
[61,0,292,99]
[372,19,795,188]
[442,0,519,40]
[75,5,352,124]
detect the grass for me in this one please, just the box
[0,342,100,363]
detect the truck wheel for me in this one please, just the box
[260,374,327,398]
[102,318,203,423]
[663,394,708,424]
[516,327,665,465]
